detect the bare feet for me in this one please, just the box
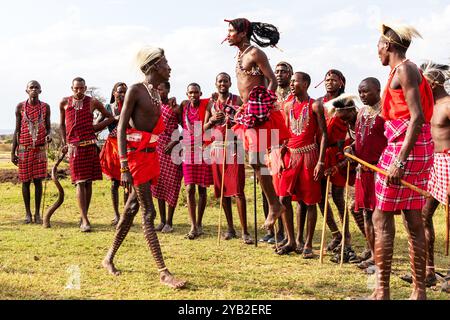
[160,270,187,290]
[155,222,165,232]
[102,258,121,276]
[262,204,285,230]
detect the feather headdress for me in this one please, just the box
[325,93,359,117]
[420,60,450,85]
[380,23,422,49]
[135,46,165,75]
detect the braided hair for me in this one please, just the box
[227,18,280,48]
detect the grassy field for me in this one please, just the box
[0,156,449,300]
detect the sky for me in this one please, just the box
[1,0,449,133]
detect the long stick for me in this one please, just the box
[40,144,49,224]
[446,196,449,256]
[344,153,431,198]
[41,175,48,223]
[340,162,351,267]
[320,176,332,264]
[217,127,229,246]
[254,170,258,248]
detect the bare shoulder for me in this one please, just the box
[397,62,421,82]
[252,46,268,61]
[15,102,23,114]
[129,83,144,92]
[312,97,324,108]
[59,97,69,109]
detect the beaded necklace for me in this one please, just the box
[236,45,263,76]
[357,103,381,144]
[289,97,311,136]
[23,100,44,147]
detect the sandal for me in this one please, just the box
[357,258,375,270]
[327,237,342,253]
[161,225,174,234]
[348,249,360,264]
[400,273,438,288]
[271,238,288,250]
[275,245,295,256]
[330,246,356,264]
[242,234,254,245]
[303,248,315,259]
[155,223,165,232]
[359,249,372,262]
[196,226,204,236]
[222,231,237,241]
[185,230,197,240]
[295,242,305,255]
[80,225,92,233]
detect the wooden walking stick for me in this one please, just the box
[217,122,229,246]
[446,195,449,256]
[340,161,351,267]
[320,175,332,264]
[344,153,431,198]
[254,170,258,248]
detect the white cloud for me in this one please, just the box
[1,1,449,132]
[319,7,363,32]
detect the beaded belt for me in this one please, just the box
[289,143,317,154]
[19,145,46,151]
[70,140,97,148]
[127,147,156,153]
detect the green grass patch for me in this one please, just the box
[0,177,448,300]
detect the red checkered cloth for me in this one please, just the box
[234,86,275,128]
[18,146,47,182]
[376,119,434,211]
[69,144,102,184]
[182,99,213,187]
[182,151,213,187]
[233,87,290,153]
[65,96,102,184]
[428,152,450,205]
[151,104,183,207]
[65,96,96,143]
[210,143,245,198]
